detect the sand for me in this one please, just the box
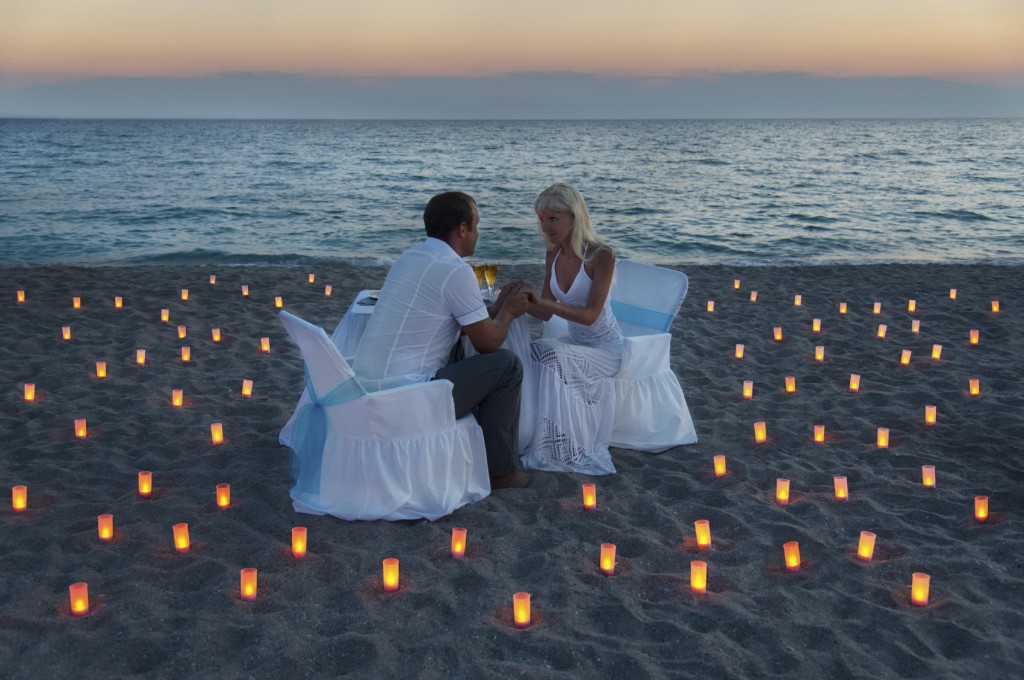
[1,263,1021,679]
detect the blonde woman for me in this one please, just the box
[521,183,623,475]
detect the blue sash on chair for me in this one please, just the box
[610,300,674,333]
[289,364,366,495]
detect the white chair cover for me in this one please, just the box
[279,310,489,521]
[330,289,378,361]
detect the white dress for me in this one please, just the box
[521,250,623,475]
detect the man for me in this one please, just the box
[353,191,532,489]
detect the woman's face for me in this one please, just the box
[537,209,574,247]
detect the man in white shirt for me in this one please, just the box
[353,192,532,489]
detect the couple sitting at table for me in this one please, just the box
[351,184,622,488]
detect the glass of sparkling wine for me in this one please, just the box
[484,263,498,301]
[472,263,486,292]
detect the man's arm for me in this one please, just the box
[463,291,530,353]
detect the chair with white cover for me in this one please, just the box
[542,259,697,452]
[278,310,490,521]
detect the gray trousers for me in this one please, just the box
[433,346,522,477]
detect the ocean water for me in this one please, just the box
[1,119,1022,267]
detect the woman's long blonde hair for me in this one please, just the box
[535,183,607,262]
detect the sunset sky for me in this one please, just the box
[2,0,1022,117]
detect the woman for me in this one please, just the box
[521,183,623,475]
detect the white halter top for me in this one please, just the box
[551,248,622,348]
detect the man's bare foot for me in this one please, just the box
[490,471,532,489]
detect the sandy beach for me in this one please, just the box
[1,263,1021,679]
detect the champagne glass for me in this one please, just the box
[472,263,486,291]
[484,263,498,301]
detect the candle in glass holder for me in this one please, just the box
[877,427,889,449]
[324,285,333,296]
[241,285,249,297]
[23,383,35,402]
[211,423,224,445]
[742,380,753,400]
[181,346,191,362]
[582,483,597,510]
[307,273,316,284]
[969,379,980,396]
[773,327,783,341]
[975,496,989,522]
[138,471,152,497]
[900,350,912,366]
[911,319,920,334]
[713,455,727,478]
[839,302,847,315]
[911,573,930,606]
[849,374,861,392]
[834,476,848,501]
[98,514,113,542]
[599,543,616,575]
[690,560,708,594]
[750,291,757,302]
[907,300,916,312]
[209,274,216,285]
[922,465,936,487]
[181,289,188,301]
[814,346,825,362]
[241,379,253,397]
[694,520,711,550]
[241,568,258,601]
[17,290,25,303]
[949,288,957,300]
[814,425,825,443]
[114,296,122,309]
[172,389,183,408]
[856,531,876,562]
[969,329,979,346]
[991,300,1000,313]
[382,558,400,592]
[216,483,230,508]
[450,527,467,559]
[274,296,283,308]
[734,344,744,359]
[62,326,72,341]
[12,485,27,511]
[74,419,87,439]
[136,349,146,365]
[177,325,187,339]
[794,294,802,307]
[212,328,221,342]
[260,337,270,353]
[292,527,308,558]
[161,309,169,322]
[776,478,790,505]
[706,301,715,313]
[513,592,531,628]
[876,324,887,339]
[812,318,821,333]
[69,582,89,616]
[754,421,767,444]
[733,279,740,289]
[924,405,936,425]
[785,376,796,393]
[931,344,942,360]
[783,541,801,572]
[73,296,81,310]
[172,523,190,553]
[873,302,881,315]
[96,361,106,379]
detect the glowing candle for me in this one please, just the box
[857,531,876,562]
[812,318,821,333]
[211,423,224,445]
[969,379,980,396]
[949,288,957,300]
[912,319,921,334]
[73,296,81,310]
[242,379,253,397]
[240,568,258,601]
[834,476,848,501]
[209,274,216,285]
[814,346,825,362]
[171,389,183,408]
[776,478,790,505]
[794,294,802,307]
[814,425,825,443]
[382,558,400,592]
[324,285,333,296]
[849,374,861,392]
[450,527,467,558]
[924,405,936,425]
[754,421,767,444]
[908,300,916,312]
[241,285,249,297]
[873,302,881,315]
[911,573,930,606]
[138,471,152,497]
[599,543,616,575]
[260,337,270,353]
[706,301,714,312]
[975,496,989,522]
[742,380,753,400]
[212,328,221,342]
[876,427,890,449]
[922,465,936,488]
[96,361,106,378]
[785,376,796,393]
[694,520,711,550]
[839,302,847,315]
[713,455,726,478]
[309,273,316,284]
[876,324,887,339]
[181,346,191,362]
[690,560,708,594]
[734,344,744,359]
[581,483,597,510]
[12,485,27,512]
[23,383,35,401]
[512,592,532,628]
[69,582,89,616]
[97,514,113,542]
[216,483,230,509]
[773,327,783,341]
[62,326,71,341]
[74,419,87,439]
[733,279,740,289]
[160,309,169,322]
[991,300,1000,313]
[181,289,188,301]
[275,296,283,308]
[931,344,942,360]
[136,349,146,365]
[292,527,308,558]
[17,290,25,303]
[969,329,979,345]
[750,291,757,302]
[783,541,801,572]
[900,350,912,366]
[178,325,187,339]
[172,523,190,553]
[114,296,122,309]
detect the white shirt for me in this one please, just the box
[353,237,489,392]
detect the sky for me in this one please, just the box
[1,0,1023,118]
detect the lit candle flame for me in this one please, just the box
[713,455,726,478]
[73,296,81,309]
[776,478,790,505]
[114,296,122,309]
[309,273,316,284]
[12,485,27,512]
[734,344,744,359]
[216,483,230,509]
[450,527,467,559]
[172,389,183,408]
[382,558,400,592]
[812,318,821,333]
[969,330,979,345]
[907,300,916,312]
[922,465,936,488]
[814,346,825,362]
[241,285,249,296]
[161,309,169,322]
[599,543,616,575]
[949,288,957,300]
[931,344,942,360]
[991,300,1000,313]
[581,483,597,510]
[242,379,253,397]
[742,380,753,400]
[773,327,783,341]
[749,291,757,302]
[911,572,930,606]
[62,326,72,341]
[839,302,847,314]
[136,349,146,365]
[275,296,283,308]
[876,324,887,339]
[324,285,333,296]
[783,541,801,571]
[733,279,740,289]
[706,301,714,312]
[98,514,113,542]
[785,376,796,393]
[181,289,188,301]
[690,560,708,594]
[212,328,221,342]
[873,302,881,314]
[925,405,936,425]
[17,290,25,303]
[754,421,767,444]
[69,582,89,616]
[877,427,889,449]
[209,275,216,285]
[96,362,106,378]
[240,568,258,601]
[23,383,35,402]
[834,476,848,501]
[181,346,191,362]
[513,592,531,628]
[849,374,861,392]
[814,425,825,443]
[178,325,187,339]
[172,523,190,553]
[900,350,911,366]
[260,337,270,353]
[211,423,224,445]
[694,520,711,550]
[857,531,875,562]
[911,319,920,334]
[969,379,980,396]
[74,419,87,439]
[138,471,152,497]
[975,496,989,522]
[292,527,308,558]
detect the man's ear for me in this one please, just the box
[457,222,469,237]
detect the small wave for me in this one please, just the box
[113,249,396,268]
[910,209,993,222]
[786,213,840,224]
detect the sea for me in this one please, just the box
[1,119,1022,268]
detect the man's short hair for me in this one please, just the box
[424,192,476,240]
